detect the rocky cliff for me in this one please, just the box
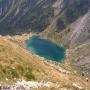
[0,0,90,35]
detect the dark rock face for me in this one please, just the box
[70,10,90,47]
[0,0,55,35]
[0,0,90,35]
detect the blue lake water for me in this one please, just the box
[26,36,65,62]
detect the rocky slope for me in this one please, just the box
[0,0,55,35]
[0,0,90,35]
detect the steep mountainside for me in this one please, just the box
[0,0,90,35]
[0,0,55,35]
[1,36,90,89]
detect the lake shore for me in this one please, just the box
[4,33,37,47]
